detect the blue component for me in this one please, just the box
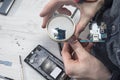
[0,60,12,66]
[54,28,66,40]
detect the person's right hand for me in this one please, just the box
[40,0,104,37]
[61,36,111,80]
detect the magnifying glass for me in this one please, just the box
[46,8,80,42]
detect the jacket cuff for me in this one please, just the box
[110,71,120,80]
[104,0,113,8]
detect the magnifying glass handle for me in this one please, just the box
[71,8,79,19]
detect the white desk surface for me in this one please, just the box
[0,0,62,80]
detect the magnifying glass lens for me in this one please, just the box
[47,15,75,42]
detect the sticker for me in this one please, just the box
[50,67,62,79]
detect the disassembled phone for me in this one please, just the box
[24,45,71,80]
[0,0,15,15]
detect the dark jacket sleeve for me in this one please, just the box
[104,0,113,8]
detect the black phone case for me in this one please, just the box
[24,45,70,80]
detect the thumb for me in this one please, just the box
[68,36,89,59]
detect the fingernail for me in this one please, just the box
[42,26,44,28]
[40,13,43,17]
[42,25,46,28]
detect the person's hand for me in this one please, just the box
[40,0,104,37]
[61,37,111,80]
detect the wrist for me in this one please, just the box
[96,71,111,80]
[92,62,112,80]
[87,58,112,80]
[90,68,111,80]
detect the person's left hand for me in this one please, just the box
[61,36,111,80]
[40,0,104,37]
